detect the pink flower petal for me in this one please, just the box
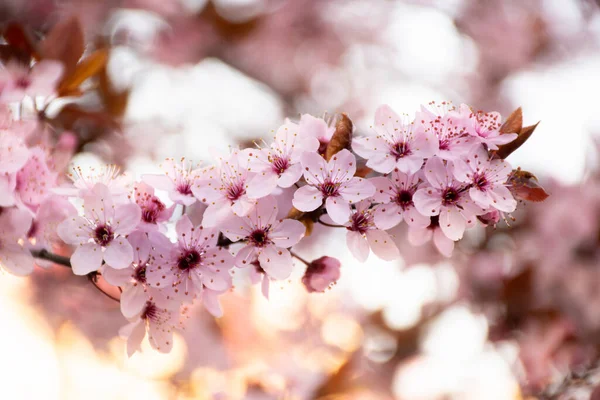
[325,196,350,224]
[104,238,134,269]
[202,289,224,318]
[270,219,305,248]
[292,185,323,212]
[433,228,454,257]
[121,284,147,319]
[413,188,442,216]
[327,149,357,182]
[101,265,132,286]
[246,171,279,199]
[57,216,91,245]
[301,151,327,185]
[175,215,194,240]
[339,177,375,203]
[373,204,403,230]
[71,243,104,275]
[423,157,450,189]
[234,245,256,268]
[346,231,369,262]
[366,230,400,261]
[113,203,141,235]
[439,207,466,241]
[122,320,145,358]
[258,245,293,280]
[277,163,303,188]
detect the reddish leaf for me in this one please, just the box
[2,23,37,59]
[286,207,305,220]
[500,107,523,134]
[39,16,85,77]
[355,165,372,178]
[495,122,540,159]
[507,168,550,202]
[58,48,109,95]
[325,113,353,161]
[0,44,30,65]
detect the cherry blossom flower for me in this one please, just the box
[298,114,335,155]
[143,158,204,206]
[413,157,482,241]
[370,169,430,230]
[458,104,518,150]
[132,182,174,231]
[245,121,319,198]
[102,231,168,318]
[302,256,341,293]
[0,207,34,276]
[58,164,131,200]
[119,300,178,356]
[145,215,234,302]
[453,147,517,212]
[0,60,64,103]
[192,150,255,227]
[292,149,375,224]
[415,102,477,161]
[56,183,141,275]
[407,216,455,257]
[353,104,436,174]
[344,200,399,262]
[221,196,305,280]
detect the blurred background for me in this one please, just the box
[2,0,600,398]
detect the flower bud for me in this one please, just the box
[302,256,341,293]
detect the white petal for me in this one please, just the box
[366,230,400,261]
[71,242,104,275]
[346,231,369,262]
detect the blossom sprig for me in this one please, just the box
[0,90,546,355]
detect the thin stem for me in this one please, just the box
[290,250,310,267]
[88,274,121,303]
[317,217,345,228]
[31,248,71,268]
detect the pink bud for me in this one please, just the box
[302,256,341,293]
[478,210,500,226]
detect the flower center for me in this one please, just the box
[141,197,166,223]
[395,190,413,209]
[349,211,371,234]
[442,188,459,206]
[320,181,339,197]
[226,182,245,201]
[176,182,192,196]
[439,139,450,151]
[15,77,31,89]
[141,301,158,321]
[249,229,270,247]
[94,225,114,246]
[134,264,147,283]
[390,141,411,159]
[271,156,289,174]
[177,249,201,270]
[473,173,488,191]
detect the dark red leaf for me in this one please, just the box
[325,113,353,161]
[507,168,550,202]
[496,121,540,159]
[39,16,85,77]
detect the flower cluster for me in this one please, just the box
[0,70,537,355]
